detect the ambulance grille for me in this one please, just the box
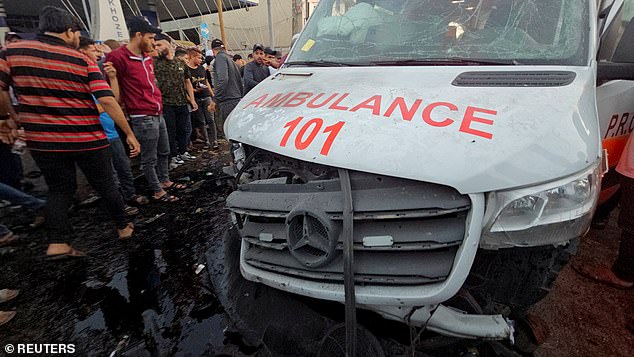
[452,71,576,87]
[227,153,471,286]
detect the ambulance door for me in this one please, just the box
[596,0,634,202]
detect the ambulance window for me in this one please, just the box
[599,1,634,62]
[289,0,589,66]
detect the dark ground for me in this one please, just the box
[0,144,633,356]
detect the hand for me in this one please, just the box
[16,128,26,141]
[190,101,199,111]
[0,117,19,144]
[207,101,216,112]
[103,62,117,80]
[126,134,141,158]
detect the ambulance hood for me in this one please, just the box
[225,66,600,194]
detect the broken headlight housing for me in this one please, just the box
[481,160,601,249]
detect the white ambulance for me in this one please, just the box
[220,0,634,349]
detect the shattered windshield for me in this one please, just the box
[287,0,589,66]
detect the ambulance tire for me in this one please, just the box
[206,226,337,355]
[464,239,578,318]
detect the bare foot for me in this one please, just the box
[46,243,74,256]
[46,244,87,260]
[0,311,16,326]
[118,223,134,240]
[573,264,634,289]
[153,190,168,200]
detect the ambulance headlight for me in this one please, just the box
[481,161,601,248]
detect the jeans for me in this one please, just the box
[109,138,136,201]
[130,115,170,194]
[0,182,45,211]
[0,143,23,188]
[193,97,217,145]
[218,99,240,138]
[163,105,192,155]
[163,106,178,158]
[31,148,128,244]
[614,174,634,281]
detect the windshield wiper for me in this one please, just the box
[285,60,360,67]
[367,58,521,66]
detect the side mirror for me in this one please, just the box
[597,62,634,81]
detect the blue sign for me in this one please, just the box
[200,22,210,39]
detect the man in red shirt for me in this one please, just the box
[0,6,139,258]
[106,17,183,202]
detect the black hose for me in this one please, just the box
[234,148,261,184]
[338,168,356,357]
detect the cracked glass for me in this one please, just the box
[288,0,590,66]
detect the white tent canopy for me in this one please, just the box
[5,0,258,27]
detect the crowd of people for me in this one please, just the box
[0,6,287,326]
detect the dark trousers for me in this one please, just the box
[31,148,128,244]
[0,142,23,188]
[218,99,240,138]
[109,138,136,201]
[615,174,634,281]
[192,97,217,144]
[164,104,192,156]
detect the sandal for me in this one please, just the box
[572,263,634,289]
[162,182,187,190]
[124,205,139,216]
[127,194,149,206]
[153,192,180,203]
[29,216,45,229]
[118,222,134,240]
[0,289,19,304]
[0,311,16,326]
[46,247,87,261]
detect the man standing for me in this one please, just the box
[233,54,246,77]
[106,17,184,202]
[210,39,243,137]
[187,47,218,150]
[153,37,197,166]
[0,6,139,258]
[79,37,148,210]
[243,43,270,94]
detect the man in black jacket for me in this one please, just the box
[243,43,270,94]
[210,39,243,136]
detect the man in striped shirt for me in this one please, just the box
[0,6,140,259]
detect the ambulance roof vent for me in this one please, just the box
[452,71,576,87]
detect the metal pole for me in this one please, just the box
[81,0,92,34]
[0,0,9,46]
[267,0,274,48]
[217,0,227,46]
[292,0,302,36]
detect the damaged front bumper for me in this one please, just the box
[227,157,515,341]
[237,194,514,341]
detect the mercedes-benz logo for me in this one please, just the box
[286,209,339,268]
